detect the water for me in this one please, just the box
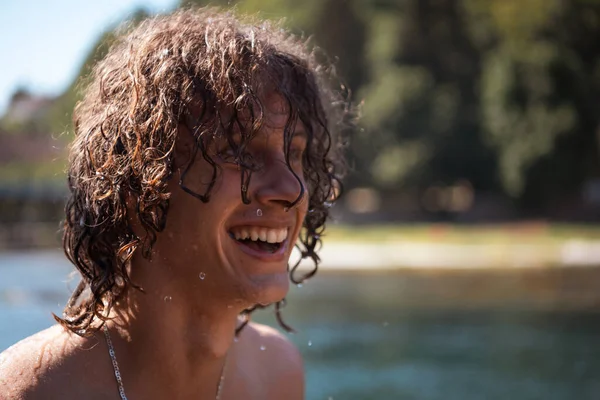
[1,251,599,399]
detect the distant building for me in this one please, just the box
[3,90,54,125]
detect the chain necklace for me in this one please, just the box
[103,325,228,400]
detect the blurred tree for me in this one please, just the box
[360,0,500,195]
[471,0,600,211]
[4,0,600,219]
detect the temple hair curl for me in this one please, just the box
[56,7,352,335]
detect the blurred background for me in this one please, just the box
[1,0,600,399]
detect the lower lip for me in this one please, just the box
[230,235,289,263]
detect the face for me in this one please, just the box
[147,95,309,309]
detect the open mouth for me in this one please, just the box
[228,226,288,254]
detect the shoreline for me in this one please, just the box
[292,240,600,271]
[2,239,600,271]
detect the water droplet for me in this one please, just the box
[308,208,315,214]
[227,304,233,309]
[324,201,333,208]
[260,345,266,351]
[199,272,206,280]
[241,185,248,192]
[79,217,85,227]
[296,283,303,288]
[308,340,312,347]
[256,209,263,217]
[382,321,389,327]
[164,296,172,302]
[233,336,239,342]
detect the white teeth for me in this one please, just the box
[259,228,268,242]
[277,229,287,243]
[266,230,277,244]
[234,229,250,240]
[230,226,288,244]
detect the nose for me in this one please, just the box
[252,159,305,209]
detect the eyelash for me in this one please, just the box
[216,149,265,172]
[288,147,304,162]
[215,147,304,168]
[216,148,237,163]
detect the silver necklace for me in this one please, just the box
[103,325,228,400]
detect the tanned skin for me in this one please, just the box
[0,97,308,400]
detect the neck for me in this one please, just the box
[104,258,244,399]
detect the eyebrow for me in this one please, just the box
[292,129,308,141]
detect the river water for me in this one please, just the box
[1,251,599,399]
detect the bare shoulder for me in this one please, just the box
[244,322,303,365]
[0,325,63,399]
[238,322,304,400]
[0,325,109,400]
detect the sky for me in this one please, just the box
[0,0,178,115]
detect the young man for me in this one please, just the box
[0,8,345,399]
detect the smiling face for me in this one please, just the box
[146,95,309,308]
[57,9,348,335]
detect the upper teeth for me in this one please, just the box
[231,227,288,244]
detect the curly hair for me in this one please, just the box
[56,7,349,335]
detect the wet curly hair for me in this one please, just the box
[56,7,349,335]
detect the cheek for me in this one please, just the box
[176,160,217,199]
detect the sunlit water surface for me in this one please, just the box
[1,251,599,400]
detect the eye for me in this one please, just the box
[213,133,243,165]
[289,146,305,163]
[216,147,237,163]
[222,149,264,172]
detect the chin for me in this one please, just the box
[240,271,290,307]
[221,229,295,306]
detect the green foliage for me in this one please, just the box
[354,0,600,208]
[0,160,66,185]
[480,45,577,195]
[3,0,600,214]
